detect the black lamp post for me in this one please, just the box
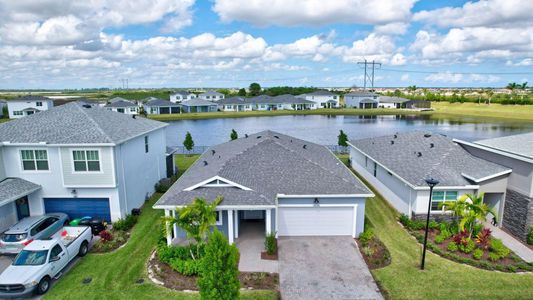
[421,177,439,270]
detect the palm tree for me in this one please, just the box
[506,82,518,91]
[442,193,496,238]
[520,82,528,90]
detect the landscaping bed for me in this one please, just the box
[91,213,139,253]
[261,232,278,260]
[356,219,391,270]
[399,215,533,273]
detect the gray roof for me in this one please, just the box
[105,99,137,108]
[172,91,195,96]
[248,94,315,105]
[474,132,533,159]
[0,101,167,145]
[0,178,41,206]
[216,97,247,105]
[349,131,510,187]
[9,95,52,102]
[181,99,217,107]
[303,90,336,96]
[145,98,181,107]
[155,131,371,207]
[379,96,410,103]
[345,92,377,97]
[199,91,224,96]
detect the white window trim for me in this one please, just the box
[215,211,223,225]
[71,149,103,174]
[19,149,50,173]
[431,191,458,212]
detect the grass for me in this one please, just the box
[45,155,277,300]
[430,102,533,122]
[175,154,200,177]
[353,170,533,299]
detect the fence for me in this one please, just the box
[171,144,348,155]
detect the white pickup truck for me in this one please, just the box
[0,226,92,297]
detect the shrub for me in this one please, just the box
[362,246,374,257]
[99,230,113,242]
[488,252,500,262]
[507,265,517,273]
[398,214,410,226]
[264,232,277,255]
[199,230,240,300]
[490,238,510,259]
[473,248,484,260]
[113,214,138,231]
[169,258,201,276]
[459,239,476,254]
[155,178,173,193]
[157,243,205,276]
[452,230,470,248]
[475,228,492,250]
[408,220,426,231]
[439,228,451,240]
[447,241,458,252]
[434,235,445,244]
[428,220,439,230]
[472,223,484,238]
[359,228,374,246]
[528,227,533,245]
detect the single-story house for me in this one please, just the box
[155,131,373,245]
[198,91,225,102]
[217,97,252,112]
[7,96,54,119]
[456,132,533,241]
[348,131,511,222]
[378,96,410,109]
[181,99,218,113]
[250,94,317,111]
[344,92,379,109]
[105,97,139,115]
[144,98,182,115]
[170,91,196,103]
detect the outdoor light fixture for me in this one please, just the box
[71,189,77,198]
[421,177,439,270]
[313,198,319,206]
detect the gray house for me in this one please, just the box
[456,132,533,241]
[144,98,181,115]
[345,92,379,109]
[348,131,511,221]
[105,97,138,115]
[198,91,225,102]
[181,99,218,113]
[155,131,373,245]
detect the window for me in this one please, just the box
[373,162,377,177]
[144,136,149,153]
[36,101,43,107]
[431,191,458,211]
[215,211,223,225]
[13,111,23,116]
[130,107,136,112]
[49,244,63,260]
[21,150,49,171]
[73,150,100,172]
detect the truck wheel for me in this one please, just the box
[78,241,89,257]
[36,277,51,295]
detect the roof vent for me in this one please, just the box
[290,139,293,143]
[393,134,397,139]
[203,160,208,166]
[82,104,91,109]
[245,134,248,138]
[391,140,394,145]
[132,115,136,119]
[211,150,216,155]
[274,135,279,139]
[303,144,307,149]
[417,152,422,157]
[256,135,262,139]
[424,133,431,138]
[430,143,434,148]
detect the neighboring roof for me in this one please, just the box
[379,96,410,103]
[9,95,53,102]
[172,91,195,96]
[21,107,41,112]
[473,132,533,160]
[345,92,378,97]
[145,98,181,107]
[155,131,372,208]
[303,90,336,96]
[181,99,217,107]
[0,178,41,207]
[248,94,315,104]
[105,99,137,108]
[0,101,167,145]
[199,91,224,96]
[216,97,247,105]
[349,131,510,187]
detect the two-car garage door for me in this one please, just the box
[277,206,355,236]
[44,198,111,222]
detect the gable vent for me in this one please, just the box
[203,160,208,166]
[430,143,434,148]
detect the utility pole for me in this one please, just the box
[357,60,381,90]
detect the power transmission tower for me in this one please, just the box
[357,60,381,90]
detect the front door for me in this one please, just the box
[15,197,30,220]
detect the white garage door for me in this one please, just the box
[277,206,355,236]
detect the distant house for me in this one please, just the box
[456,132,533,241]
[181,99,218,113]
[105,97,139,115]
[378,96,410,109]
[348,131,511,222]
[217,97,252,112]
[297,90,339,108]
[144,98,182,115]
[198,91,225,102]
[7,96,54,119]
[170,91,196,103]
[344,92,379,109]
[0,100,6,118]
[250,94,317,111]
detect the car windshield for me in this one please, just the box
[13,250,48,266]
[2,233,27,243]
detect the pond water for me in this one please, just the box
[165,114,533,147]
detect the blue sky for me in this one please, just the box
[0,0,531,89]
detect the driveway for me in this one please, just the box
[279,236,383,300]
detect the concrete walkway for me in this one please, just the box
[484,222,533,262]
[235,221,278,273]
[279,236,383,300]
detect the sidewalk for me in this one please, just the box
[484,222,533,262]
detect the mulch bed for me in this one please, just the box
[356,237,391,270]
[91,230,130,253]
[148,252,279,292]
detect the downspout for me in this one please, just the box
[120,144,129,215]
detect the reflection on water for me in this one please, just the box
[165,114,533,147]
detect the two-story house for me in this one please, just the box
[297,91,339,108]
[0,102,168,232]
[105,97,139,115]
[170,91,196,103]
[7,96,54,119]
[198,91,225,102]
[344,92,380,109]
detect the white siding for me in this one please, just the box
[8,100,54,119]
[60,147,116,187]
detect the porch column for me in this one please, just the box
[172,210,178,239]
[265,209,272,235]
[234,210,239,239]
[164,210,172,246]
[227,210,234,244]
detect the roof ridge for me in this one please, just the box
[74,103,113,143]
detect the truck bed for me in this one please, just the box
[53,226,91,248]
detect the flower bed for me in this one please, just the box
[399,215,533,273]
[91,214,138,253]
[356,228,391,269]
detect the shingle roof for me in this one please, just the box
[0,101,167,145]
[145,98,181,107]
[248,94,315,104]
[199,91,224,96]
[303,90,336,96]
[10,95,52,102]
[0,178,41,205]
[216,97,247,105]
[379,96,409,103]
[345,92,377,97]
[181,99,217,106]
[172,91,195,96]
[349,131,510,187]
[474,132,533,159]
[105,99,137,108]
[155,131,371,207]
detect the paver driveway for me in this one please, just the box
[279,236,383,300]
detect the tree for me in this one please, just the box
[506,82,518,91]
[442,193,496,238]
[520,82,528,90]
[198,230,240,300]
[407,85,417,93]
[337,130,348,147]
[230,129,238,140]
[183,132,194,152]
[249,82,261,96]
[238,88,246,96]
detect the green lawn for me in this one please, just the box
[176,154,200,177]
[357,172,533,299]
[45,155,277,300]
[431,102,533,122]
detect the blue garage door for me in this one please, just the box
[44,198,111,222]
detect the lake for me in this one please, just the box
[165,114,533,147]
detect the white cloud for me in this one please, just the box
[374,22,409,35]
[425,72,463,83]
[401,74,409,81]
[469,74,500,83]
[213,0,417,26]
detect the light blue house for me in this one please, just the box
[154,131,373,245]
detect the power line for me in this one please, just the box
[379,68,533,75]
[357,60,381,90]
